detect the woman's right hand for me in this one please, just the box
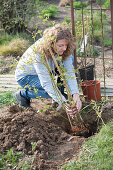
[64,102,79,119]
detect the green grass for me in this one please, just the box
[0,148,22,168]
[62,119,113,170]
[0,91,16,107]
[0,148,31,169]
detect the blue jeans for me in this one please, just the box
[17,56,74,100]
[17,75,51,99]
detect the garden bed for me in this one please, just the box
[0,99,113,169]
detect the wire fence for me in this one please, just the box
[70,0,113,100]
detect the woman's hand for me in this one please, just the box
[64,93,82,119]
[72,93,82,112]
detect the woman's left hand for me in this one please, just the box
[72,93,82,113]
[64,93,82,119]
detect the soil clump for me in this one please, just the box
[0,99,113,169]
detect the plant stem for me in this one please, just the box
[49,48,72,102]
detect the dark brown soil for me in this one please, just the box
[0,1,113,169]
[0,99,113,169]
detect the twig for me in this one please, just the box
[49,48,72,102]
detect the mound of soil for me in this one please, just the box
[0,99,113,169]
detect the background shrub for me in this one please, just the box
[0,38,30,57]
[39,5,59,19]
[96,0,106,5]
[0,0,38,33]
[73,1,88,8]
[103,0,110,9]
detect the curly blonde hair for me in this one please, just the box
[38,24,76,61]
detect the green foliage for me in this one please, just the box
[77,45,100,57]
[64,17,71,24]
[0,148,31,169]
[0,32,15,45]
[75,9,110,47]
[93,11,107,29]
[0,91,16,107]
[91,100,105,124]
[31,142,37,152]
[92,11,107,35]
[95,0,110,10]
[92,11,109,45]
[62,120,113,169]
[0,31,34,46]
[93,29,102,44]
[0,0,38,33]
[103,0,110,9]
[103,38,112,47]
[0,148,22,168]
[39,5,59,19]
[0,37,30,57]
[0,60,5,67]
[75,20,85,48]
[96,0,106,5]
[73,1,88,8]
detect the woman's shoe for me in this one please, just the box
[15,90,30,107]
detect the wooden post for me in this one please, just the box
[70,0,77,70]
[110,0,113,67]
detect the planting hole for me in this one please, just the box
[51,108,99,138]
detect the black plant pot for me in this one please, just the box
[79,65,94,81]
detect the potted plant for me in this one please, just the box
[77,44,99,81]
[76,35,101,101]
[80,80,101,101]
[78,64,94,81]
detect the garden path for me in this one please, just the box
[0,74,20,92]
[0,74,113,97]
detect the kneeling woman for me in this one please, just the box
[15,24,82,117]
